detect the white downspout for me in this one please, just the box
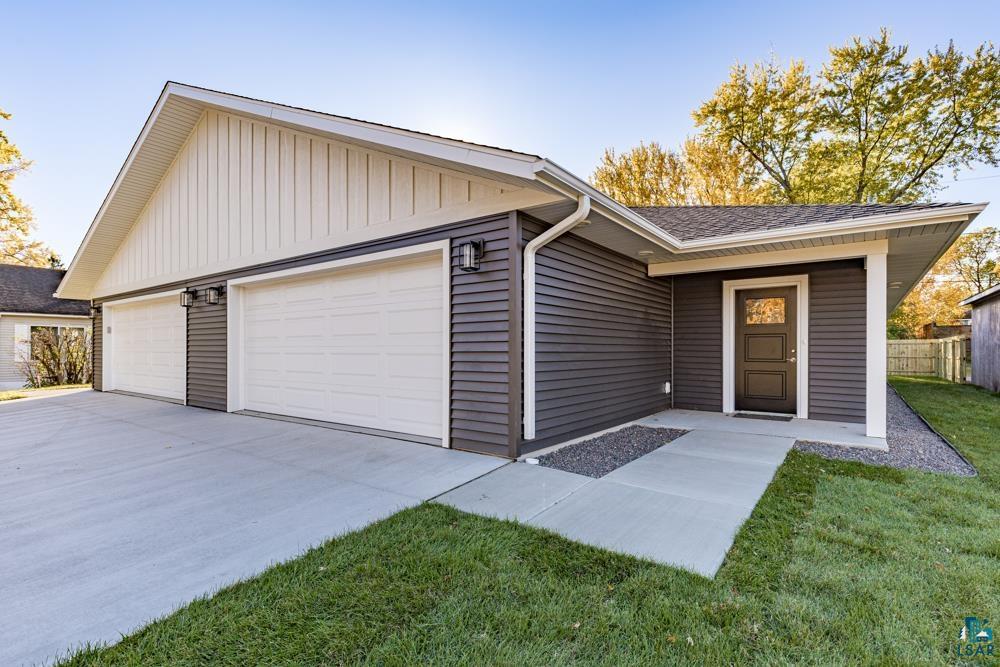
[523,194,591,440]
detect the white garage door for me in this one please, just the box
[109,295,186,400]
[240,255,445,441]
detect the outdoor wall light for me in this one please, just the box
[206,286,223,305]
[459,239,485,272]
[180,289,197,307]
[89,304,101,319]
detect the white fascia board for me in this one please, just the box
[534,161,684,251]
[648,239,890,276]
[173,84,541,181]
[674,204,986,252]
[0,312,91,319]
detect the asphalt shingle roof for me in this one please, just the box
[630,203,972,241]
[0,264,90,316]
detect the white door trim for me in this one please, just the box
[101,288,187,403]
[226,240,452,447]
[722,275,809,419]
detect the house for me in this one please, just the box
[960,285,1000,391]
[55,83,987,457]
[918,321,971,339]
[0,264,92,389]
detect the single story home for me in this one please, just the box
[960,285,1000,392]
[56,83,987,457]
[0,264,91,389]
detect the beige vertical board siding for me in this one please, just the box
[93,109,526,298]
[0,315,92,385]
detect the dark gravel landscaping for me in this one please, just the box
[795,386,976,476]
[535,425,688,478]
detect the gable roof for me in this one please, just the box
[56,82,989,300]
[632,203,978,242]
[960,283,1000,308]
[0,265,90,316]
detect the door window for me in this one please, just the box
[745,297,785,325]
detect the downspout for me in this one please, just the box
[523,194,591,441]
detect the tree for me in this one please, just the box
[693,30,1000,204]
[591,139,771,206]
[941,227,1000,293]
[1,107,60,267]
[16,327,92,387]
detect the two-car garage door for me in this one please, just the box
[237,254,446,442]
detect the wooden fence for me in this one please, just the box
[887,336,972,383]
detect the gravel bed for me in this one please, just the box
[795,386,976,476]
[535,425,688,478]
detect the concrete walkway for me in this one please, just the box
[0,391,504,667]
[438,429,794,578]
[638,408,887,450]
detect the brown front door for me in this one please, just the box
[735,286,797,414]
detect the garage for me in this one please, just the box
[104,293,187,401]
[229,245,449,445]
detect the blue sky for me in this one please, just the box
[6,0,1000,261]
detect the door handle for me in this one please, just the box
[788,357,796,363]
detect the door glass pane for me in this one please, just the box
[745,297,785,325]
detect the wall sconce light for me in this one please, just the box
[206,286,223,305]
[180,289,197,307]
[89,304,101,319]
[459,239,485,272]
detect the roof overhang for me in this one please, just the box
[56,83,551,299]
[961,283,1000,307]
[57,81,988,308]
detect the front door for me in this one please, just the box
[735,286,797,414]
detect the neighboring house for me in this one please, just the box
[918,321,971,339]
[0,264,92,389]
[960,285,1000,392]
[56,83,987,456]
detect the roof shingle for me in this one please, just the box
[0,265,90,316]
[630,203,973,241]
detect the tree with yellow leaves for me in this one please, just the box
[1,107,60,267]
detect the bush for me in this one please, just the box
[18,327,92,387]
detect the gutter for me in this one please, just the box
[523,194,591,441]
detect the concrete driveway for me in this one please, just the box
[0,391,503,666]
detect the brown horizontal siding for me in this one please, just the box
[92,308,102,391]
[93,212,519,457]
[521,214,671,453]
[186,280,228,411]
[671,259,866,424]
[808,263,866,423]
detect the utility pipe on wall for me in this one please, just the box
[523,194,591,440]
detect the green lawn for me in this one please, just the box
[63,377,999,665]
[0,383,90,401]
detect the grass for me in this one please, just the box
[63,377,999,665]
[0,383,89,401]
